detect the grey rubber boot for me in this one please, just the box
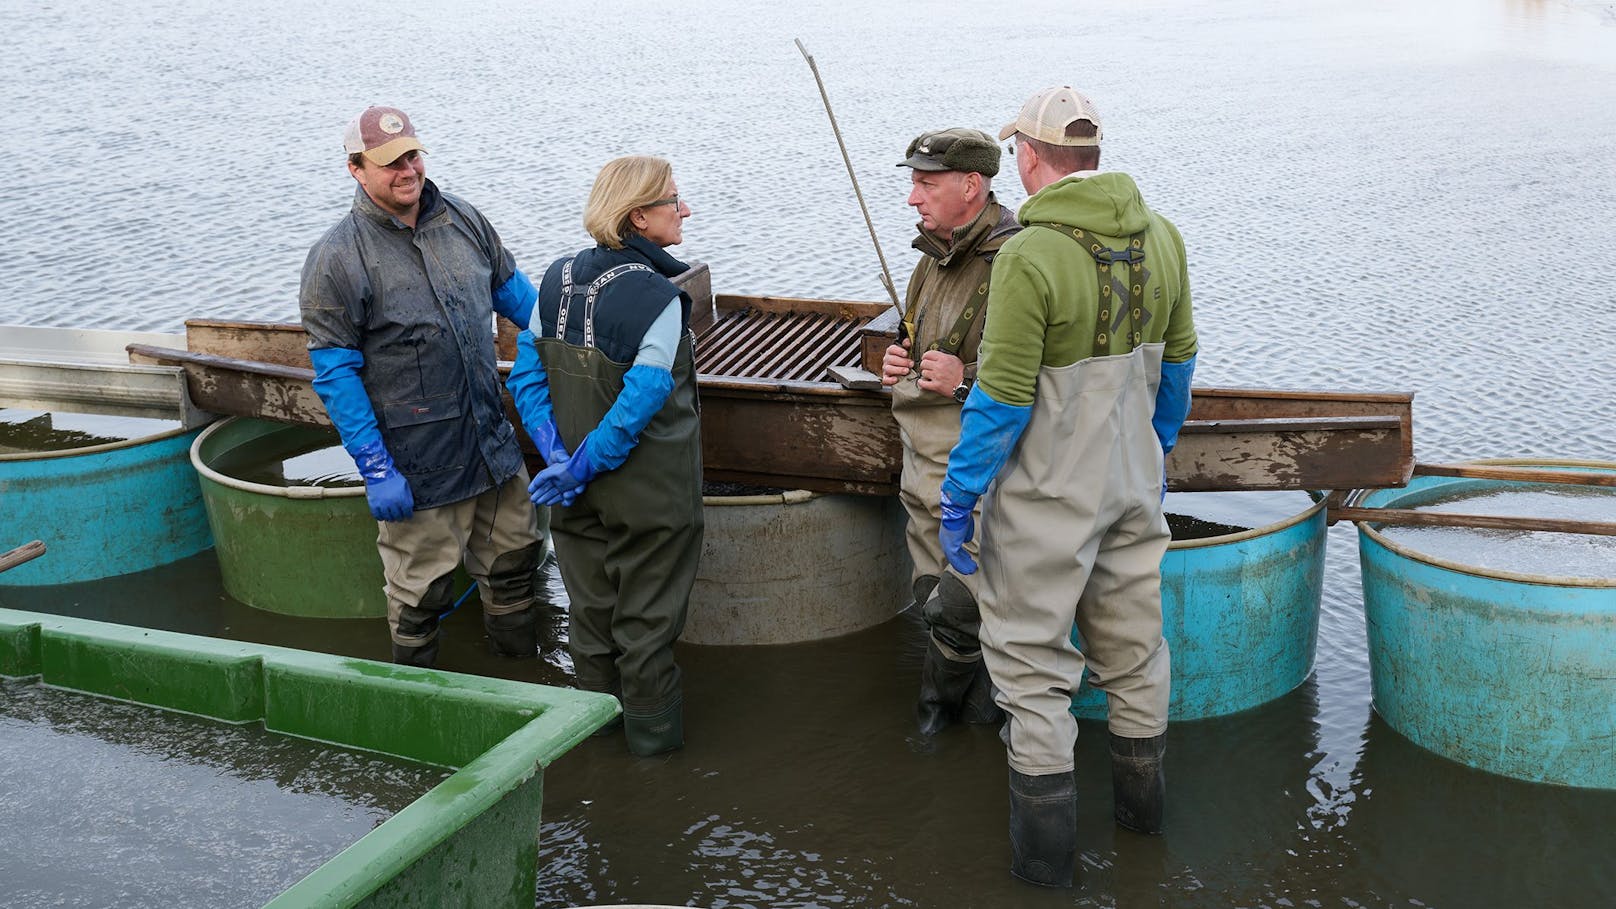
[909,574,939,611]
[1008,768,1077,887]
[1111,731,1167,835]
[483,607,537,658]
[624,695,683,756]
[916,639,979,735]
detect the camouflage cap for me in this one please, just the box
[896,128,1000,176]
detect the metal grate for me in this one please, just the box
[694,308,872,382]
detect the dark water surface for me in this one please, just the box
[4,551,1614,908]
[0,408,182,454]
[4,0,1616,905]
[0,676,449,908]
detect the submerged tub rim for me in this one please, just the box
[190,416,363,500]
[1165,489,1326,552]
[1354,457,1616,589]
[0,420,196,463]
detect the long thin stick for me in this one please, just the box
[1413,463,1616,487]
[1330,506,1616,537]
[794,38,901,309]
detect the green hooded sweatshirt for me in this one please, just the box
[976,172,1197,408]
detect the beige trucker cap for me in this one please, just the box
[999,86,1103,147]
[343,106,426,165]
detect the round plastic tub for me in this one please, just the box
[1071,491,1327,721]
[1355,458,1616,789]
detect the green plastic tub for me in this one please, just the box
[0,608,619,908]
[191,417,387,618]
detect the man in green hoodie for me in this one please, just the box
[882,127,1020,736]
[939,87,1199,887]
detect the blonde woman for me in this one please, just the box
[507,156,702,756]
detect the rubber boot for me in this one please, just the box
[1008,768,1077,887]
[916,639,979,735]
[1111,731,1167,835]
[483,607,537,658]
[391,635,441,668]
[624,695,683,756]
[960,660,1005,726]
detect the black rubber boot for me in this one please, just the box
[1008,768,1077,887]
[483,607,537,658]
[390,572,454,669]
[916,639,979,735]
[624,695,683,756]
[1111,732,1167,835]
[390,635,441,668]
[960,660,1005,726]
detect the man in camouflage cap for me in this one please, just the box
[881,127,1020,736]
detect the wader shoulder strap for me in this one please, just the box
[553,259,655,350]
[1030,222,1149,353]
[905,256,994,358]
[930,260,993,357]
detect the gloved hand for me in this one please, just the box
[528,438,598,507]
[939,488,977,576]
[352,440,414,522]
[529,417,570,466]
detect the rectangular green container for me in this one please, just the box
[0,608,619,908]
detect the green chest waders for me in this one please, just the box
[534,258,705,755]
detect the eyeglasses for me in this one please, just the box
[644,194,681,209]
[1004,141,1017,157]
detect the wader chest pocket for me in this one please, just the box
[382,393,460,428]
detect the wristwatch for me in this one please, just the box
[952,380,972,404]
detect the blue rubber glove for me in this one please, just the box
[529,417,570,466]
[939,488,978,576]
[585,363,675,471]
[529,438,598,506]
[352,439,414,522]
[490,268,539,328]
[941,385,1033,506]
[1152,354,1197,456]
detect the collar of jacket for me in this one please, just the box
[618,233,692,278]
[911,192,1019,266]
[350,178,445,230]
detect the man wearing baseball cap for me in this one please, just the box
[881,128,1019,737]
[939,87,1199,886]
[299,105,553,670]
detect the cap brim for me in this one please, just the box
[998,122,1019,141]
[362,136,425,165]
[897,155,949,171]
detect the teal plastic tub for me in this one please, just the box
[0,608,619,907]
[1072,492,1327,720]
[1356,459,1616,789]
[1,425,212,586]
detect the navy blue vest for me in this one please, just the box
[534,237,691,361]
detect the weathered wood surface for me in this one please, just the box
[127,343,331,427]
[0,540,46,574]
[160,312,1417,495]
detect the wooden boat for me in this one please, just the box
[119,262,1416,496]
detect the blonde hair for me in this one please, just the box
[583,156,674,249]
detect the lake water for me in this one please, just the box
[3,0,1616,906]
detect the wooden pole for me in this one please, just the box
[1413,463,1616,488]
[1330,507,1616,537]
[0,540,46,574]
